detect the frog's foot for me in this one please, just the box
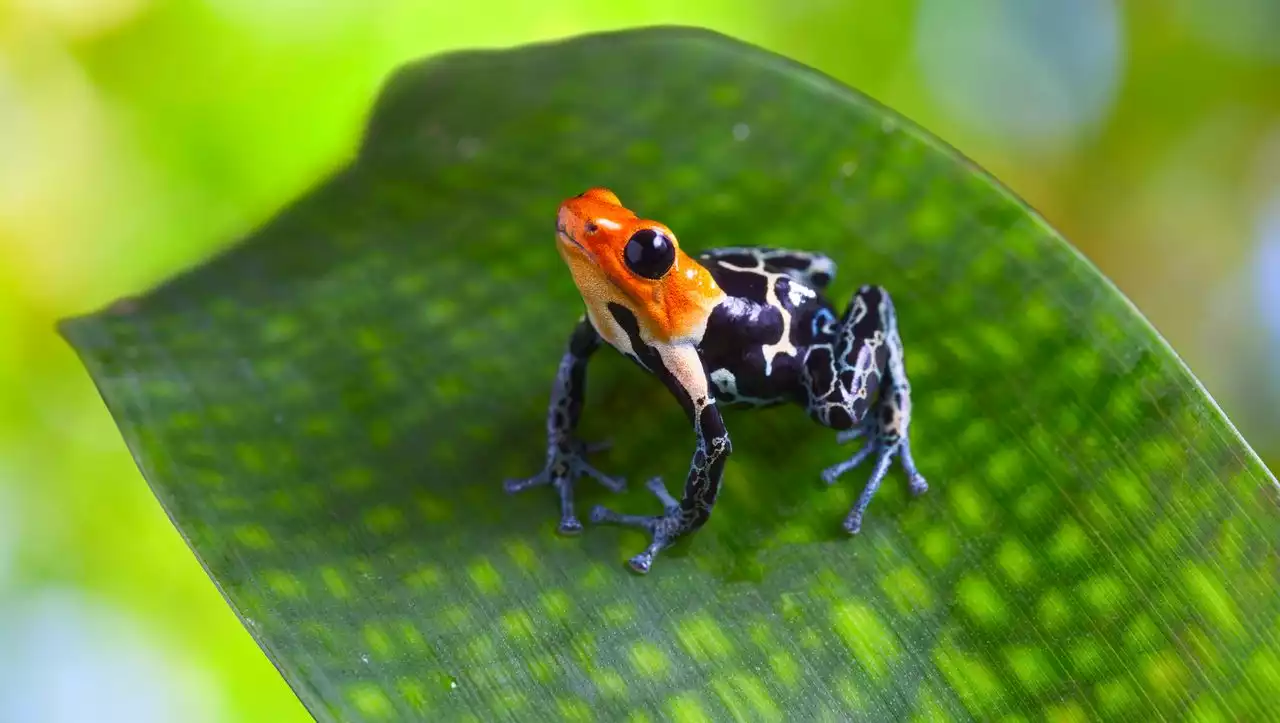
[822,436,928,534]
[589,476,683,574]
[504,438,626,535]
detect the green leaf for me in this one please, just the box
[61,26,1280,721]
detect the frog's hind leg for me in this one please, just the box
[803,285,928,534]
[697,246,837,292]
[823,381,929,533]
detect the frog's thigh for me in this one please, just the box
[803,285,898,430]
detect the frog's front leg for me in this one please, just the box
[589,343,732,574]
[504,316,626,534]
[804,285,928,534]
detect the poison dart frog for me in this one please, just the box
[504,188,928,574]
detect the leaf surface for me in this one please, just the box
[62,27,1280,721]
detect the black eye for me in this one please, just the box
[624,228,675,279]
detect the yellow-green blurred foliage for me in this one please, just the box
[1,1,1277,720]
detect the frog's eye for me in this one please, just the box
[624,228,675,280]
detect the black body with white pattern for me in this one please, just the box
[507,244,928,573]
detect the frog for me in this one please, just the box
[503,187,929,574]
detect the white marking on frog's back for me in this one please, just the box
[713,259,801,377]
[787,283,815,307]
[709,368,737,399]
[709,367,779,407]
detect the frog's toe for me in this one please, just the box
[578,463,626,493]
[589,505,650,527]
[898,438,929,496]
[627,550,655,575]
[552,475,585,535]
[843,509,865,535]
[821,443,873,485]
[591,507,680,573]
[835,426,866,444]
[503,471,548,494]
[908,472,929,496]
[643,476,680,513]
[557,515,585,536]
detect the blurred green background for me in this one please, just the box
[2,0,1278,720]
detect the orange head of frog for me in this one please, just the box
[555,187,723,342]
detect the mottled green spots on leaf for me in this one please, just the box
[934,640,1003,718]
[336,466,374,492]
[976,324,1020,364]
[768,651,801,688]
[348,684,394,719]
[831,602,900,681]
[398,622,425,651]
[1246,649,1280,698]
[629,641,670,679]
[362,624,393,658]
[950,482,990,530]
[712,674,781,721]
[957,574,1008,628]
[556,697,591,721]
[676,613,733,662]
[1004,645,1055,694]
[539,589,570,620]
[501,610,537,643]
[1184,563,1244,637]
[504,539,540,572]
[1014,485,1054,525]
[396,679,428,712]
[996,538,1036,586]
[320,567,349,599]
[882,565,934,613]
[1143,649,1191,702]
[668,693,712,723]
[363,504,405,534]
[1036,589,1073,631]
[1188,696,1227,723]
[1095,678,1139,717]
[1123,613,1162,654]
[602,602,636,627]
[1044,701,1089,723]
[589,668,629,699]
[264,570,304,598]
[911,685,953,723]
[710,83,742,108]
[920,526,956,569]
[1078,574,1128,619]
[234,443,265,472]
[403,565,441,589]
[1068,640,1106,679]
[928,389,966,422]
[233,524,274,550]
[984,447,1022,490]
[579,562,611,591]
[466,559,502,594]
[1049,519,1091,565]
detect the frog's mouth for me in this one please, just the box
[556,222,592,258]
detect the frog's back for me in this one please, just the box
[694,247,835,408]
